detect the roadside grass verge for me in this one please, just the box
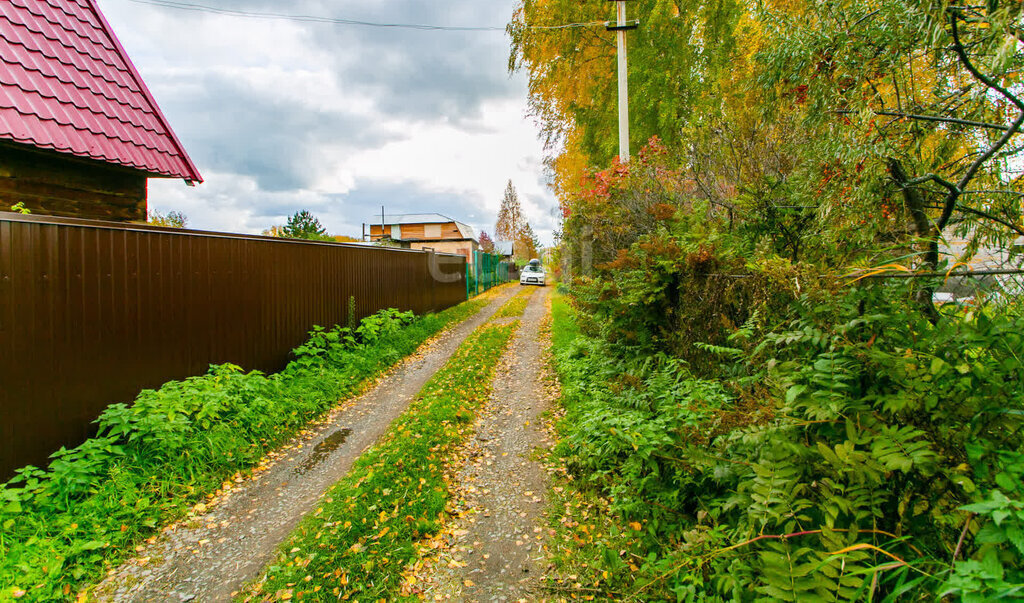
[240,320,516,602]
[490,286,534,319]
[541,293,651,599]
[0,297,491,602]
[549,291,578,350]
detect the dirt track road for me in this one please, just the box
[415,285,557,602]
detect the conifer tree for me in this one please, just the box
[495,180,525,243]
[281,210,329,240]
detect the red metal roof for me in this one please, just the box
[0,0,202,182]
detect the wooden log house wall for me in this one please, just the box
[0,0,202,222]
[0,144,148,221]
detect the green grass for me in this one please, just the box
[541,291,654,600]
[240,320,517,601]
[543,472,646,600]
[549,292,579,351]
[0,298,490,603]
[490,287,534,319]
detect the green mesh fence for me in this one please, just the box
[467,250,514,297]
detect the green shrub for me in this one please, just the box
[548,285,1024,601]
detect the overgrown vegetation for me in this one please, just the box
[240,321,517,601]
[514,0,1024,599]
[549,287,1024,600]
[0,299,489,601]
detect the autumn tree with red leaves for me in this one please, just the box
[478,230,495,253]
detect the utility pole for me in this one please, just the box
[607,0,638,162]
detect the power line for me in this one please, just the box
[123,0,606,31]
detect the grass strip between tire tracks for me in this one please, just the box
[0,295,495,603]
[490,287,534,319]
[240,320,518,602]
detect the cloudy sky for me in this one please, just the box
[97,0,560,244]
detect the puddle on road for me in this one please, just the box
[294,428,352,475]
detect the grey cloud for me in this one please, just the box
[323,183,485,229]
[329,18,518,123]
[153,0,519,123]
[153,73,397,191]
[114,0,558,244]
[343,46,516,123]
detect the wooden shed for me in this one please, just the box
[0,0,201,221]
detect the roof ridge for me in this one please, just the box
[384,212,456,219]
[81,0,201,182]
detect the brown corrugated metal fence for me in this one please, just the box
[0,212,467,479]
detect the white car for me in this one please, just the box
[520,263,546,286]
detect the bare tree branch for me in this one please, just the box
[938,10,1024,231]
[906,172,960,194]
[835,109,1012,131]
[925,203,1024,236]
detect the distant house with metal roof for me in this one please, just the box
[365,213,478,261]
[0,0,201,221]
[492,240,514,259]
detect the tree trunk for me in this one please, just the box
[887,158,940,322]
